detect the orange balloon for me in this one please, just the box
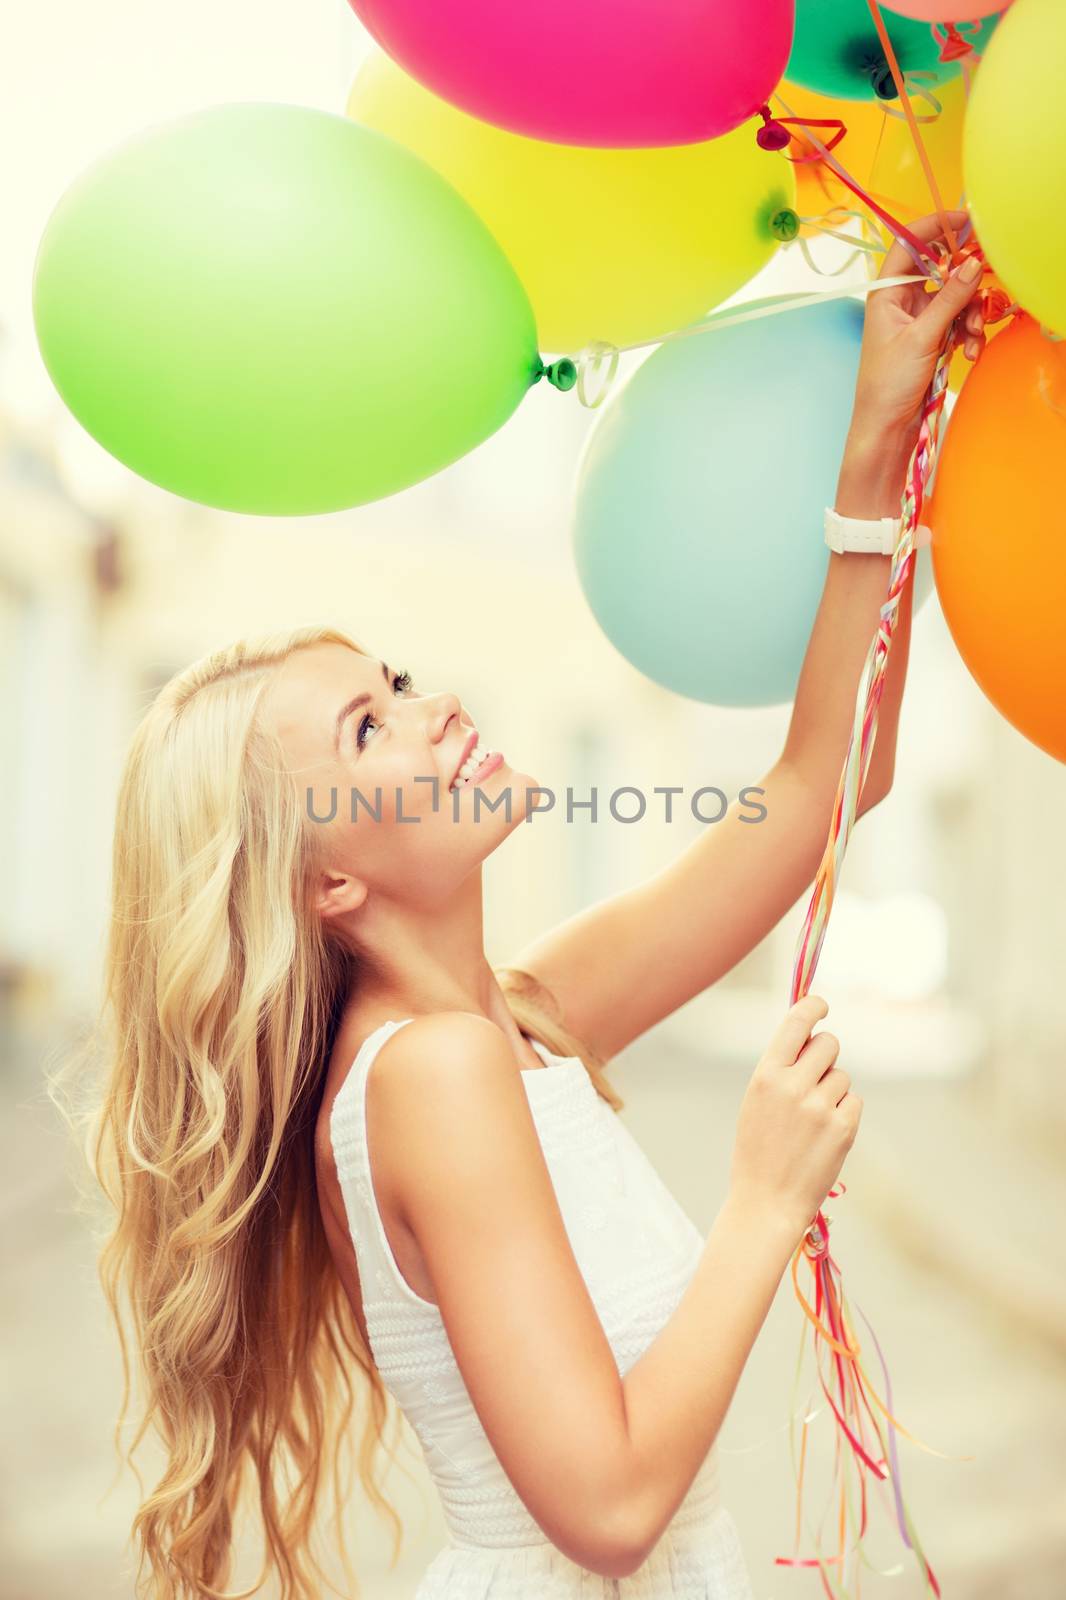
[927,314,1066,764]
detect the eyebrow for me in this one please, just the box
[334,661,390,754]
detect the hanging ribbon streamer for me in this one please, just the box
[772,11,991,1591]
[775,1112,976,1595]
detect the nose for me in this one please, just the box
[425,690,463,744]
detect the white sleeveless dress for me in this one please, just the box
[329,1018,756,1599]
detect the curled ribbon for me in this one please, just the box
[781,206,888,280]
[878,73,944,122]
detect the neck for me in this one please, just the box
[342,874,529,1056]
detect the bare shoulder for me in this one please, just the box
[366,1012,527,1172]
[319,1011,504,1138]
[371,1010,519,1090]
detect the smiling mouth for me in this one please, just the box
[450,743,496,791]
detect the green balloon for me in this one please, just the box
[33,103,540,514]
[787,0,999,101]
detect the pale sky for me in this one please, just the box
[3,0,371,422]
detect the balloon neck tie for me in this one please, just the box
[532,355,577,392]
[769,207,801,242]
[535,343,622,410]
[870,58,899,101]
[934,21,982,64]
[982,287,1014,325]
[756,104,792,152]
[866,58,925,102]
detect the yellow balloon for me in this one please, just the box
[965,0,1066,335]
[347,53,794,355]
[779,77,966,234]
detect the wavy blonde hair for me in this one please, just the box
[49,623,623,1600]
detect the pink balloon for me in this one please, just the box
[881,1,1007,18]
[348,0,795,147]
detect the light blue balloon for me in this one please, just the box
[572,297,933,707]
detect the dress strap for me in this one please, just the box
[328,1018,440,1317]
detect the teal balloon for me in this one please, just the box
[787,0,999,100]
[33,103,539,514]
[572,298,934,708]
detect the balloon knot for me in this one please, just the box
[981,287,1012,325]
[870,61,899,101]
[533,356,577,392]
[770,207,801,242]
[934,22,979,64]
[756,104,791,152]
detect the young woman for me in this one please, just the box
[75,212,983,1599]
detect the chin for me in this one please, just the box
[502,762,541,818]
[466,759,539,830]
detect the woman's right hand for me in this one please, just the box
[728,995,862,1234]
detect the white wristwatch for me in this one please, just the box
[824,507,931,554]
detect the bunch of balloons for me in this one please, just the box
[32,0,1066,762]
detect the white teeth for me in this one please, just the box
[452,745,489,789]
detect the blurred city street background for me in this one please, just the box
[2,2,1065,1597]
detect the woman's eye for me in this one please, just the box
[356,669,415,750]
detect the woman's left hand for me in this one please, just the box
[850,208,987,457]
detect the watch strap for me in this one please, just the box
[824,507,932,554]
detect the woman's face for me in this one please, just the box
[261,643,539,918]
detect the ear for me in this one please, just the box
[315,869,368,923]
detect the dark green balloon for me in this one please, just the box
[787,1,999,101]
[33,103,540,514]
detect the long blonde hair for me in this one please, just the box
[48,623,622,1600]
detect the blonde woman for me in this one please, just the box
[67,214,983,1600]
